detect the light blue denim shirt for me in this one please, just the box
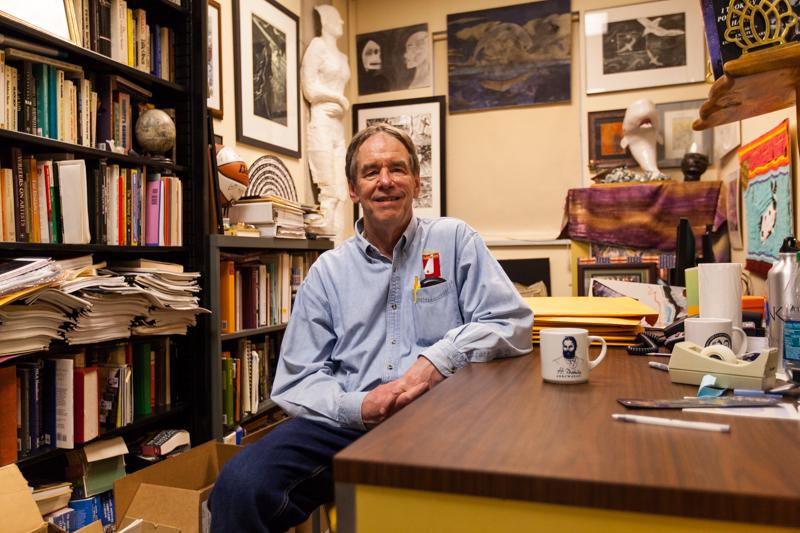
[271,216,534,430]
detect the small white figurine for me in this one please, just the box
[301,5,350,238]
[620,98,663,176]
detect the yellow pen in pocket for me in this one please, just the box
[413,276,421,304]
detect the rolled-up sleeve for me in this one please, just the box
[271,268,367,430]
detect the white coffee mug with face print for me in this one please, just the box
[540,328,607,384]
[685,317,748,356]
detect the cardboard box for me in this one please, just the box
[240,418,285,446]
[0,463,103,533]
[114,441,241,533]
[119,517,180,533]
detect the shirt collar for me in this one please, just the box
[354,216,419,259]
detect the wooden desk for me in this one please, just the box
[333,348,800,532]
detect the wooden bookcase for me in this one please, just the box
[0,0,209,476]
[205,234,333,440]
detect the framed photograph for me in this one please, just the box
[447,0,571,113]
[713,121,741,161]
[207,0,223,119]
[656,99,712,168]
[588,109,637,170]
[352,96,446,220]
[724,168,743,250]
[584,0,705,94]
[356,24,431,95]
[233,0,300,157]
[577,262,658,296]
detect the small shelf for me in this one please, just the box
[16,402,188,468]
[0,129,186,172]
[209,234,335,251]
[224,400,277,430]
[0,15,186,96]
[694,44,800,130]
[0,243,186,254]
[221,324,287,341]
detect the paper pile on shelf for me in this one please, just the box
[524,297,659,346]
[228,195,307,239]
[108,262,210,335]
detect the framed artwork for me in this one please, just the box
[207,0,223,118]
[233,0,300,157]
[356,24,430,95]
[713,121,741,161]
[656,99,712,168]
[724,168,743,250]
[588,109,637,170]
[584,0,705,94]
[0,1,76,43]
[447,0,571,113]
[577,262,658,296]
[352,96,446,220]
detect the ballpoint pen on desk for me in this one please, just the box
[612,413,731,432]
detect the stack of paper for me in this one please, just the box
[109,262,210,335]
[525,297,659,346]
[229,195,306,239]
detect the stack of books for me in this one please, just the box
[228,195,306,239]
[525,297,659,347]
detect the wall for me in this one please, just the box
[346,0,720,295]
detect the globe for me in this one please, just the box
[135,109,176,157]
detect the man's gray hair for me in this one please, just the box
[345,123,420,184]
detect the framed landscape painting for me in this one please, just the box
[352,96,446,220]
[233,0,300,157]
[584,0,705,94]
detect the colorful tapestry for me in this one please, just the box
[740,119,793,278]
[560,181,726,253]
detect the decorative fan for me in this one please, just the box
[243,156,297,202]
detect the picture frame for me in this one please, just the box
[207,0,224,119]
[233,0,300,157]
[656,99,713,168]
[577,262,658,296]
[724,168,743,250]
[352,96,446,220]
[587,109,637,170]
[584,0,705,94]
[356,24,431,95]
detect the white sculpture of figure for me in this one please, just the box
[620,98,663,176]
[301,5,350,238]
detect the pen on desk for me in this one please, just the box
[648,361,669,371]
[612,414,730,432]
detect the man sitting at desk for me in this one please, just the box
[209,124,533,532]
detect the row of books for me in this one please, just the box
[0,46,168,156]
[219,251,320,334]
[41,486,115,532]
[67,0,176,82]
[228,197,307,240]
[222,336,277,428]
[0,151,183,245]
[0,338,175,465]
[0,49,97,147]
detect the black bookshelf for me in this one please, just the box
[0,0,209,473]
[0,129,186,171]
[0,15,186,95]
[221,324,288,342]
[15,402,189,468]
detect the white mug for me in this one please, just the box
[685,317,748,356]
[540,328,607,384]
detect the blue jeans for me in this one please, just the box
[209,417,365,533]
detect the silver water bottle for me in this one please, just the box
[768,237,798,363]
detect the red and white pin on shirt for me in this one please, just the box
[422,249,441,279]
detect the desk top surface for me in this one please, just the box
[334,348,800,527]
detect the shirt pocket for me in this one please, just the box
[413,280,462,346]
